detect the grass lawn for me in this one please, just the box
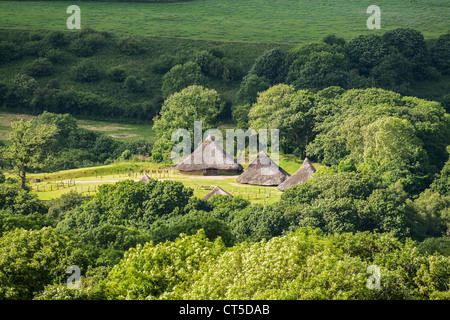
[0,111,156,144]
[77,119,156,142]
[1,111,317,204]
[21,155,316,203]
[0,0,448,43]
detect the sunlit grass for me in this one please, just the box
[25,155,317,203]
[0,0,447,43]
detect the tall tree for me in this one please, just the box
[3,119,57,189]
[152,85,223,161]
[248,84,317,156]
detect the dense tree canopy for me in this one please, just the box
[152,85,224,161]
[0,227,86,299]
[0,26,449,301]
[2,119,57,189]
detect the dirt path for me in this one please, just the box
[65,175,240,184]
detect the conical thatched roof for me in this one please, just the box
[139,173,151,184]
[236,150,290,186]
[174,135,243,172]
[202,186,234,200]
[277,157,316,191]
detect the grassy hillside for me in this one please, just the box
[0,0,448,42]
[0,27,286,122]
[0,111,157,146]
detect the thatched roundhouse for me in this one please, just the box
[236,150,290,186]
[202,186,234,200]
[277,157,316,191]
[139,173,151,184]
[175,135,243,175]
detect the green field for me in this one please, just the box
[0,111,156,145]
[18,155,319,203]
[0,0,448,43]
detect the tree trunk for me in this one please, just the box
[20,164,27,190]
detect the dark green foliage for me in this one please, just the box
[149,210,235,246]
[69,31,107,57]
[286,51,350,90]
[231,103,252,129]
[305,87,449,195]
[431,33,450,75]
[161,62,207,98]
[382,28,430,81]
[0,81,8,105]
[406,189,450,239]
[44,31,68,48]
[226,203,290,242]
[0,227,85,300]
[279,172,418,238]
[58,179,194,232]
[46,190,85,222]
[32,87,111,117]
[71,60,101,82]
[3,112,125,171]
[431,158,450,196]
[338,157,356,173]
[6,74,37,108]
[345,34,388,75]
[106,66,127,82]
[120,139,153,157]
[322,34,346,48]
[0,41,21,62]
[149,54,182,74]
[194,50,224,79]
[370,52,414,92]
[124,75,145,93]
[234,74,270,106]
[76,224,152,266]
[247,48,289,85]
[117,36,143,56]
[0,181,47,215]
[44,49,67,64]
[22,58,53,77]
[0,212,55,236]
[418,236,450,256]
[69,38,96,57]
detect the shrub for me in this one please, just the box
[0,227,81,299]
[0,41,21,62]
[149,54,177,74]
[247,48,289,85]
[161,62,207,98]
[44,31,67,48]
[45,49,67,64]
[106,66,127,82]
[22,41,42,57]
[22,58,54,77]
[234,74,270,105]
[124,75,145,93]
[117,36,143,55]
[69,38,96,57]
[431,33,450,75]
[382,28,430,80]
[71,60,101,82]
[70,32,107,57]
[6,74,37,107]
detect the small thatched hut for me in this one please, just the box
[175,135,243,175]
[277,157,316,191]
[202,186,234,200]
[236,150,290,186]
[139,173,151,184]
